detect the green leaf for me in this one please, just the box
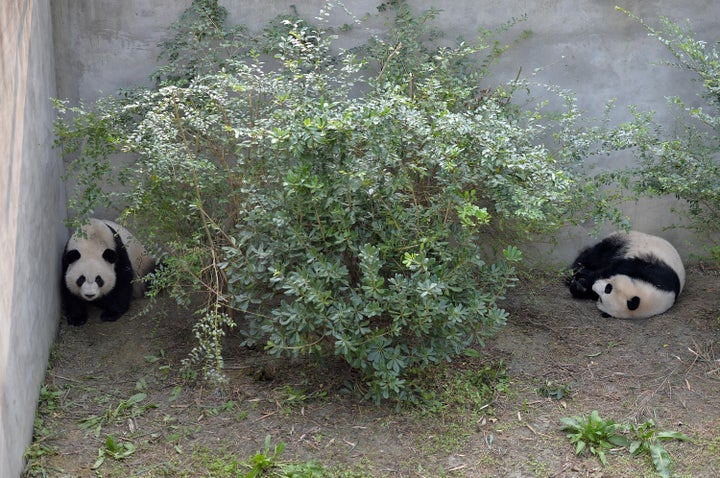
[126,392,147,406]
[596,449,608,466]
[574,440,586,455]
[168,386,182,403]
[560,416,580,430]
[649,444,672,478]
[608,434,630,448]
[656,430,690,441]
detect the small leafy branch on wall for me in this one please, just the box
[56,0,629,402]
[615,7,720,263]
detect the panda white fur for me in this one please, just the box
[61,218,155,325]
[567,231,685,319]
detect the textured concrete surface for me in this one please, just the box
[1,0,66,476]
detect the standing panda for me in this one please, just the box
[61,218,156,325]
[567,230,685,319]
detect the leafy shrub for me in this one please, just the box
[56,0,627,402]
[616,8,720,259]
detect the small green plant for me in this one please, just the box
[244,436,286,478]
[23,439,57,477]
[79,392,155,437]
[627,419,689,478]
[536,380,572,400]
[37,384,63,411]
[560,410,627,465]
[561,412,690,476]
[92,434,137,470]
[241,435,326,477]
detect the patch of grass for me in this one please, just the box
[326,464,382,478]
[242,435,329,478]
[526,455,551,478]
[535,380,572,400]
[24,384,64,477]
[191,437,330,478]
[419,360,510,415]
[424,423,473,455]
[276,385,328,415]
[416,360,510,456]
[23,438,57,478]
[190,445,248,477]
[78,392,157,437]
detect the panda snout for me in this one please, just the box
[80,283,101,300]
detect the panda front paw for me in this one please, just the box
[100,311,122,322]
[65,312,88,326]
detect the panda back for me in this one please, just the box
[608,256,682,298]
[100,220,156,298]
[66,218,116,255]
[620,231,685,293]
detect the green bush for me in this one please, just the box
[56,0,626,402]
[617,8,720,260]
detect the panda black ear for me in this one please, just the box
[64,250,81,264]
[102,249,117,264]
[627,296,640,310]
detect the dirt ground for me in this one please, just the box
[27,266,720,477]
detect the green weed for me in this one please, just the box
[561,410,627,465]
[536,381,572,400]
[626,419,689,478]
[242,435,326,477]
[91,434,137,471]
[78,392,156,437]
[561,412,689,476]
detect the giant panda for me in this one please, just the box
[567,230,685,319]
[61,218,156,325]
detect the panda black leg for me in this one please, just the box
[100,311,121,322]
[65,309,89,326]
[99,294,131,322]
[100,303,129,322]
[568,274,599,300]
[62,292,89,326]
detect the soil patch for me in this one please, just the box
[27,268,720,477]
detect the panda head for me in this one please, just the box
[64,245,118,301]
[592,275,677,319]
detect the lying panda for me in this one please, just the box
[567,230,685,319]
[61,218,156,325]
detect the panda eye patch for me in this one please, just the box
[604,283,613,294]
[76,275,86,287]
[96,276,104,287]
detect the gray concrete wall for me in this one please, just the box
[0,1,66,476]
[51,0,720,262]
